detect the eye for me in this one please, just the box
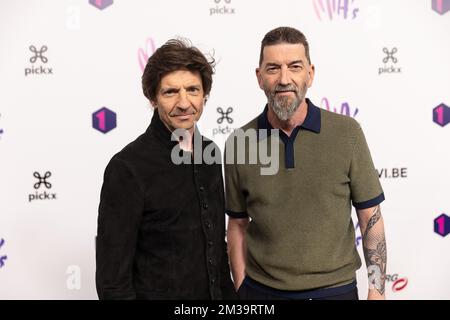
[162,89,178,97]
[290,65,302,71]
[266,66,278,74]
[187,87,201,95]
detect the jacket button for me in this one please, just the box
[206,222,211,228]
[202,203,208,209]
[210,278,216,284]
[209,258,213,265]
[199,186,205,192]
[208,240,213,246]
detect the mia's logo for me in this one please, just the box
[25,45,53,76]
[320,97,359,118]
[213,107,236,137]
[210,0,236,15]
[313,0,359,21]
[379,47,401,75]
[29,171,57,202]
[138,38,156,73]
[89,0,113,10]
[432,0,450,15]
[0,238,7,269]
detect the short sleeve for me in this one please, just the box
[349,123,385,209]
[224,144,248,219]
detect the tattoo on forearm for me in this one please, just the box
[362,205,387,296]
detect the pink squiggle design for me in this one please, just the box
[138,38,156,73]
[313,0,358,21]
[320,97,359,118]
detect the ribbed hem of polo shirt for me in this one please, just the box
[226,210,249,219]
[353,192,385,209]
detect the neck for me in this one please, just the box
[267,99,308,136]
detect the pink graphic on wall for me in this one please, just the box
[432,0,450,15]
[138,38,156,73]
[313,0,359,20]
[320,97,359,118]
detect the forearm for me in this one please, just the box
[358,205,387,299]
[226,218,248,290]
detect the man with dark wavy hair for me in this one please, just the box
[96,39,236,300]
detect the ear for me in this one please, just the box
[203,94,209,104]
[150,99,157,108]
[307,64,315,88]
[256,67,264,90]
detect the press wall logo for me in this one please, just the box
[0,238,7,269]
[433,103,450,127]
[434,213,450,237]
[210,0,236,15]
[432,0,450,15]
[92,107,117,134]
[355,221,362,247]
[138,38,156,73]
[0,113,4,140]
[29,171,57,202]
[313,0,359,21]
[376,168,408,179]
[213,107,237,137]
[320,97,359,118]
[379,47,401,75]
[386,274,408,293]
[25,45,53,76]
[89,0,113,10]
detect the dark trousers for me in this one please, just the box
[237,281,359,300]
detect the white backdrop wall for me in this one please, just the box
[0,0,449,299]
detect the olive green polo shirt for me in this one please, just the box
[224,98,384,291]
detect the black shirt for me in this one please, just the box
[96,111,236,300]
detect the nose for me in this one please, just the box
[279,66,290,86]
[177,89,190,109]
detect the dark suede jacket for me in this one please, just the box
[96,111,236,300]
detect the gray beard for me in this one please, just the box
[267,84,306,121]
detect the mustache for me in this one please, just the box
[272,84,298,94]
[169,107,197,117]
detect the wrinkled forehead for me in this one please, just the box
[261,43,308,66]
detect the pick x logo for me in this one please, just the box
[29,171,57,202]
[92,107,117,134]
[25,45,53,76]
[89,0,113,10]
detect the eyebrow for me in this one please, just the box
[160,84,202,93]
[265,60,305,68]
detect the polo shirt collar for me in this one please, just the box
[257,98,321,135]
